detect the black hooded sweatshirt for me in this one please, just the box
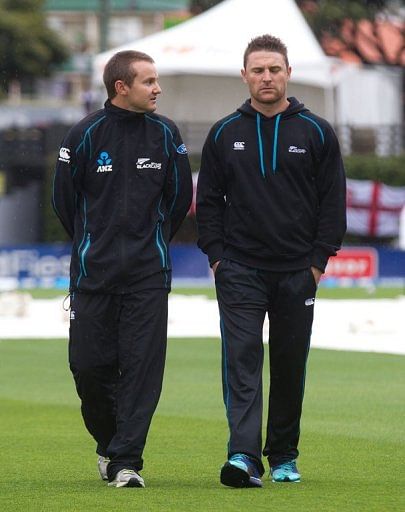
[196,97,346,272]
[52,100,192,293]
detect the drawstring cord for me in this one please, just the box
[256,112,282,176]
[62,293,71,311]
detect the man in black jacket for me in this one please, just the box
[197,35,346,488]
[53,50,192,488]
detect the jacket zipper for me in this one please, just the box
[120,136,129,280]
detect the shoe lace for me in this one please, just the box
[280,461,296,472]
[230,454,260,477]
[231,454,248,463]
[121,469,136,475]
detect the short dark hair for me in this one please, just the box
[243,34,289,69]
[103,50,154,99]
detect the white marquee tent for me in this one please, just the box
[92,0,402,138]
[93,0,342,122]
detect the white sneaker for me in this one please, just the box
[97,456,110,481]
[107,469,145,488]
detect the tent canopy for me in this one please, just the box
[93,0,337,88]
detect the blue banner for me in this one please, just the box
[0,244,403,289]
[0,243,211,288]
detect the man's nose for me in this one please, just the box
[262,69,272,81]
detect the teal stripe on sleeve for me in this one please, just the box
[298,113,325,144]
[214,113,241,143]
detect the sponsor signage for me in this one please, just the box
[0,244,210,288]
[324,248,378,279]
[0,245,71,288]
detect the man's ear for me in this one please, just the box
[114,80,127,96]
[241,68,247,84]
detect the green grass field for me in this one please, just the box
[0,337,404,512]
[21,285,405,300]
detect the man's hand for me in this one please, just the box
[212,261,220,274]
[310,266,322,286]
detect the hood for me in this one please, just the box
[237,97,309,176]
[237,97,308,120]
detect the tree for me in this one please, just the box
[296,0,397,37]
[0,0,69,95]
[190,0,223,14]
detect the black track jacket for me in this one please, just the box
[53,100,192,293]
[197,98,346,272]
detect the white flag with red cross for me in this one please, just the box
[346,178,405,237]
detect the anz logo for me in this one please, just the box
[96,151,113,173]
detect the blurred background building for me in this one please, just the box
[43,0,191,104]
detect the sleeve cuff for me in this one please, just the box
[206,242,224,267]
[311,247,332,273]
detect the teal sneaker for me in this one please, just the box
[270,460,301,482]
[220,453,263,488]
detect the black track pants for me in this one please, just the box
[215,259,317,471]
[68,289,168,478]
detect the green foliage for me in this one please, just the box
[0,0,69,93]
[1,0,43,10]
[190,0,222,14]
[344,154,405,186]
[299,0,390,37]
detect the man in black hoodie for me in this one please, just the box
[53,50,192,488]
[197,35,346,488]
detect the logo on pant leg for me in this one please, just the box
[305,298,315,306]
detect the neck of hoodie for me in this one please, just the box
[104,99,147,121]
[250,96,290,118]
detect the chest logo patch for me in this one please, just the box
[288,145,306,154]
[58,147,70,163]
[233,141,245,151]
[136,158,162,170]
[177,143,188,154]
[96,151,113,173]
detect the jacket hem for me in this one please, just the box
[223,246,312,272]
